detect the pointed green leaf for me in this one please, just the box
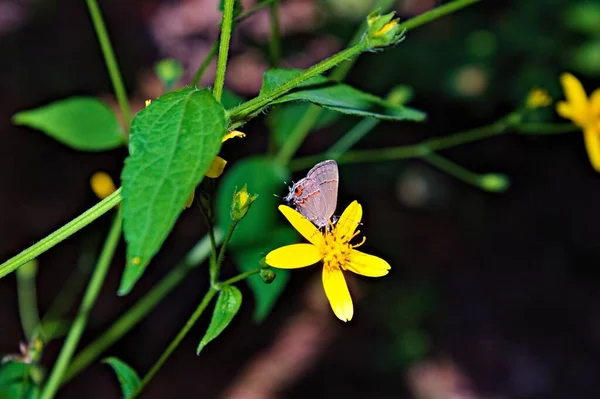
[120,88,226,295]
[197,286,242,354]
[12,97,126,151]
[260,69,426,122]
[235,226,297,322]
[216,156,290,248]
[103,357,140,399]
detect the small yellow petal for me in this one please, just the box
[345,250,391,277]
[335,200,362,240]
[206,156,227,178]
[184,191,195,208]
[279,205,324,246]
[222,130,246,142]
[266,244,323,269]
[90,172,116,200]
[590,89,600,116]
[560,73,589,123]
[322,265,353,322]
[145,99,152,107]
[584,127,600,173]
[556,101,576,122]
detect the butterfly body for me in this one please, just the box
[284,160,339,229]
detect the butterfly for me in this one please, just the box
[284,160,339,229]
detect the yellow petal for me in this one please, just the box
[345,250,391,277]
[335,200,362,240]
[322,265,353,322]
[560,73,589,124]
[556,101,576,122]
[184,191,195,208]
[584,127,600,173]
[279,205,324,246]
[90,172,116,200]
[590,89,600,116]
[222,130,246,142]
[206,156,227,178]
[266,244,322,268]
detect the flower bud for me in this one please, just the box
[231,184,258,221]
[365,9,404,51]
[478,173,510,192]
[260,269,276,284]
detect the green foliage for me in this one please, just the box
[216,156,290,248]
[12,97,125,151]
[221,89,245,109]
[0,362,41,399]
[197,286,242,353]
[120,88,227,295]
[565,1,600,36]
[268,103,341,146]
[234,226,298,322]
[569,40,600,76]
[102,357,140,399]
[260,69,427,121]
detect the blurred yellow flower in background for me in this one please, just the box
[526,88,552,109]
[556,73,600,172]
[90,171,116,200]
[266,201,390,322]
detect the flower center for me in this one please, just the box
[320,224,366,269]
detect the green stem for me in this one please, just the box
[228,41,369,127]
[0,189,122,280]
[85,0,132,123]
[423,152,482,188]
[290,120,509,171]
[40,210,122,399]
[38,236,100,343]
[130,288,218,399]
[326,117,380,159]
[16,260,40,341]
[399,0,480,32]
[268,0,281,67]
[62,231,223,385]
[213,220,239,285]
[517,122,578,135]
[189,0,278,88]
[238,0,276,20]
[213,0,236,102]
[190,41,219,87]
[220,268,261,287]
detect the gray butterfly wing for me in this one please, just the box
[306,160,339,224]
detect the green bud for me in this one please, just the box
[155,59,183,89]
[260,269,276,284]
[231,184,259,221]
[365,9,404,51]
[386,85,414,106]
[478,173,510,192]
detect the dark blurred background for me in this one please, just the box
[2,0,600,398]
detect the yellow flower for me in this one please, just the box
[265,201,391,322]
[90,171,116,200]
[526,88,552,109]
[556,73,600,172]
[185,130,246,208]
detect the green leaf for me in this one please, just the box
[565,1,600,36]
[12,97,125,151]
[0,362,41,399]
[103,357,140,399]
[197,286,242,354]
[235,226,297,322]
[120,88,227,295]
[260,69,426,122]
[216,156,290,248]
[267,103,341,147]
[222,89,245,110]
